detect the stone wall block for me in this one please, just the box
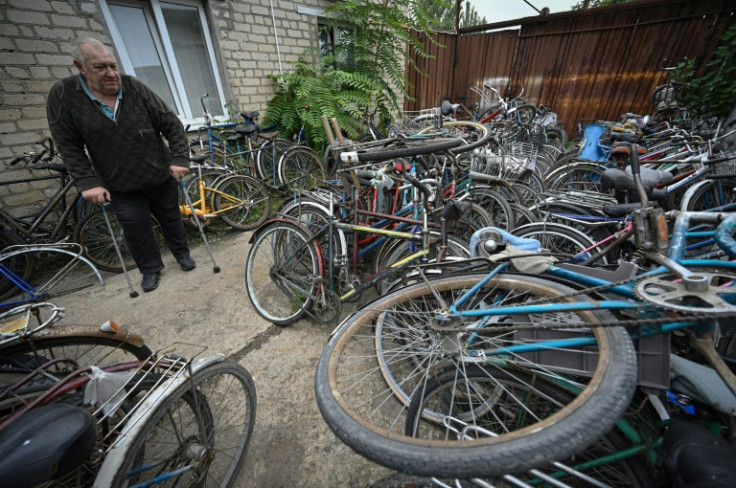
[7,9,50,25]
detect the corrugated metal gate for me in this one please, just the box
[407,0,736,138]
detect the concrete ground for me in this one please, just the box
[51,229,395,488]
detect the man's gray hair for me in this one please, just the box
[71,37,110,65]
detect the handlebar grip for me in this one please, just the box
[404,174,431,198]
[703,156,734,166]
[9,155,24,165]
[29,149,48,166]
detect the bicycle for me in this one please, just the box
[0,334,256,487]
[245,135,487,326]
[0,138,93,246]
[313,146,736,478]
[180,154,272,231]
[0,243,104,307]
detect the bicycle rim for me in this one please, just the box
[315,273,637,478]
[110,361,256,488]
[245,222,321,325]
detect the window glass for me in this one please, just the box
[108,3,177,109]
[161,2,222,116]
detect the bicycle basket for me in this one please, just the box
[471,145,535,181]
[388,108,443,137]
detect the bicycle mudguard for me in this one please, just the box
[246,217,314,244]
[658,421,736,487]
[0,403,96,486]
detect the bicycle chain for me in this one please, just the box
[427,271,736,333]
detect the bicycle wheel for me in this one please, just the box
[245,221,321,325]
[181,170,230,230]
[212,174,271,230]
[278,199,348,268]
[513,221,604,262]
[278,146,326,191]
[514,103,536,125]
[544,162,610,193]
[405,366,652,486]
[0,246,104,308]
[315,273,637,478]
[255,137,292,183]
[0,228,32,301]
[372,234,471,295]
[109,360,256,488]
[343,137,463,163]
[467,188,515,232]
[684,179,736,212]
[74,209,163,273]
[0,327,152,380]
[417,121,492,154]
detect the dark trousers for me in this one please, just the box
[109,178,189,274]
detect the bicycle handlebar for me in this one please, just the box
[404,173,431,198]
[714,213,736,259]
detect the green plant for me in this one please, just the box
[679,24,736,119]
[263,0,446,151]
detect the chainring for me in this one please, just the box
[634,271,736,313]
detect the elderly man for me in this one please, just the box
[47,38,195,292]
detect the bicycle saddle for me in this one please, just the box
[0,403,97,486]
[240,111,259,121]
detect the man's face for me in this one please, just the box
[75,45,122,97]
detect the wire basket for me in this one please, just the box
[710,150,736,175]
[387,108,443,136]
[471,145,535,181]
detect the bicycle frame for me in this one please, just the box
[0,169,82,242]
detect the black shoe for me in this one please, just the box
[177,254,196,271]
[141,272,160,292]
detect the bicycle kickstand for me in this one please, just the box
[178,181,221,273]
[100,204,139,298]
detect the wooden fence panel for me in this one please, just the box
[407,0,736,138]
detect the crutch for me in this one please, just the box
[100,204,139,298]
[179,181,221,273]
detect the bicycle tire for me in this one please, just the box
[344,137,463,163]
[278,146,326,191]
[0,326,152,378]
[514,103,537,125]
[417,121,492,154]
[212,174,271,230]
[0,228,32,301]
[405,366,652,486]
[277,199,348,268]
[513,221,605,263]
[684,179,736,212]
[255,137,292,182]
[181,170,230,230]
[467,188,515,232]
[544,161,610,193]
[0,247,104,308]
[245,221,321,325]
[74,209,163,273]
[314,273,637,478]
[108,360,256,488]
[372,233,470,295]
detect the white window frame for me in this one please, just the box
[99,0,228,126]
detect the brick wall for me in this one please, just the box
[0,0,331,219]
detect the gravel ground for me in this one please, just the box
[51,228,395,488]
